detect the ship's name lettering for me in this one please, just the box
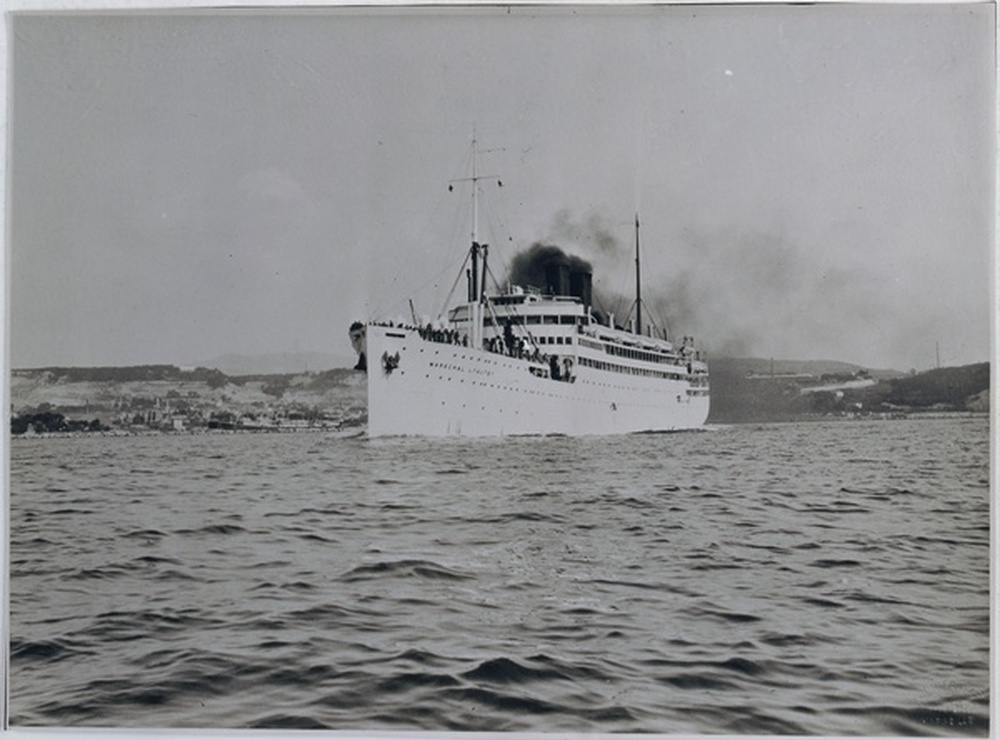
[429,360,491,376]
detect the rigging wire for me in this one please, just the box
[625,217,674,342]
[377,250,471,324]
[483,260,505,300]
[368,143,472,319]
[609,256,632,328]
[437,248,473,321]
[479,177,518,286]
[481,262,542,353]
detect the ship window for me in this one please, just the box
[559,316,575,324]
[543,316,558,324]
[526,315,541,324]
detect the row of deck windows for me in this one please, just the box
[485,315,581,327]
[578,355,686,381]
[480,333,573,346]
[603,343,680,365]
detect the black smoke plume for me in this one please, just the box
[506,243,593,293]
[502,211,930,367]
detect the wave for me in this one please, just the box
[375,671,462,694]
[338,559,473,582]
[120,528,168,539]
[248,713,332,729]
[284,603,374,624]
[73,609,220,642]
[440,685,561,715]
[173,523,248,536]
[461,655,607,684]
[810,558,863,568]
[10,637,95,664]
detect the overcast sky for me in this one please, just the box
[8,4,995,371]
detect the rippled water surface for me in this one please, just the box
[9,417,991,734]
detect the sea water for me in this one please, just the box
[8,417,991,734]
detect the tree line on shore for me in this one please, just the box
[10,411,107,435]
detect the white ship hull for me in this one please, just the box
[365,324,709,437]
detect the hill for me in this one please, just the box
[192,352,354,376]
[708,358,989,423]
[876,363,990,406]
[10,365,366,434]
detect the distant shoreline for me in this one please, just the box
[9,360,989,436]
[10,411,988,441]
[11,427,363,440]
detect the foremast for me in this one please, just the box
[451,131,500,352]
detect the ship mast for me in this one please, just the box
[452,130,498,303]
[472,132,479,257]
[635,213,642,337]
[471,132,490,305]
[450,130,501,349]
[470,131,480,302]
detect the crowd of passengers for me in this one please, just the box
[485,335,544,363]
[372,319,469,346]
[371,319,571,377]
[374,319,540,358]
[420,325,468,346]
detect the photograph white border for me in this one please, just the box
[1,2,995,740]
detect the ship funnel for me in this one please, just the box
[569,268,592,308]
[507,243,594,302]
[544,262,570,297]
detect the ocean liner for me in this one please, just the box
[349,145,710,437]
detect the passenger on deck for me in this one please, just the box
[503,320,515,356]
